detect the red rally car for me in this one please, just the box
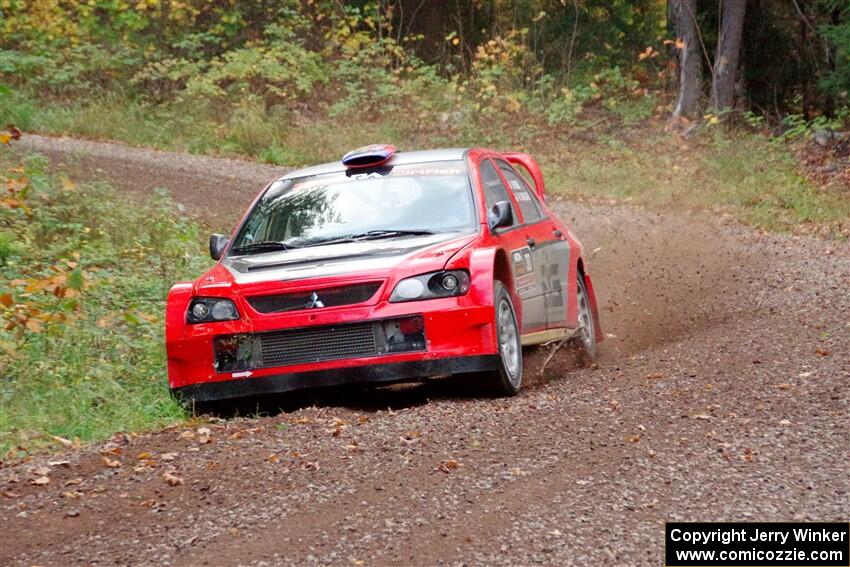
[166,145,602,403]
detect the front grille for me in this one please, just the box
[258,322,378,367]
[214,317,427,373]
[248,282,382,314]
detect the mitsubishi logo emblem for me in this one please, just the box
[307,292,324,309]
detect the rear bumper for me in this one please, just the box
[171,354,500,403]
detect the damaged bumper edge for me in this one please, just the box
[170,354,500,403]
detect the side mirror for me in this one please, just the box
[209,234,229,261]
[488,201,513,231]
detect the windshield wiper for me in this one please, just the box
[294,229,437,249]
[231,241,292,255]
[349,229,436,240]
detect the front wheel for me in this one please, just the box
[485,281,523,396]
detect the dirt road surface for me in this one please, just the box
[3,135,849,566]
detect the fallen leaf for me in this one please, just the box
[32,465,50,476]
[644,372,664,380]
[62,490,83,499]
[779,419,792,426]
[178,430,195,440]
[815,347,830,356]
[137,452,152,460]
[627,435,641,443]
[160,452,177,462]
[776,383,792,390]
[64,478,82,486]
[266,454,280,464]
[50,435,74,448]
[101,457,121,468]
[30,476,50,485]
[692,413,712,421]
[437,459,460,473]
[162,471,184,486]
[196,427,212,444]
[48,460,71,468]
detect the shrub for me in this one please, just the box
[0,154,209,455]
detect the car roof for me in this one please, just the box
[279,148,472,181]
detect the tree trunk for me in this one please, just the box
[824,5,841,118]
[710,0,747,111]
[672,0,702,119]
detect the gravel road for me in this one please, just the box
[2,135,848,566]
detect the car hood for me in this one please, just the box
[209,231,478,287]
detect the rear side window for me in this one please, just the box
[497,160,544,223]
[479,159,516,227]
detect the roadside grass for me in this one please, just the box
[545,130,849,238]
[0,152,209,456]
[3,89,847,239]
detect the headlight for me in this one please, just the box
[389,270,470,303]
[187,298,240,323]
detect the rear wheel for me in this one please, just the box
[573,273,597,361]
[485,281,523,396]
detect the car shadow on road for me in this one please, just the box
[198,344,588,419]
[197,374,490,418]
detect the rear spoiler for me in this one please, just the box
[501,152,546,200]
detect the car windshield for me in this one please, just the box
[230,160,476,254]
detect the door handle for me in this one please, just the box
[526,237,536,249]
[553,229,563,238]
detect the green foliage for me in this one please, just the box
[0,0,673,132]
[0,155,209,455]
[531,66,651,126]
[774,111,849,142]
[820,2,850,103]
[180,42,326,106]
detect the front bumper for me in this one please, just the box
[171,354,500,403]
[167,295,498,397]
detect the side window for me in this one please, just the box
[496,160,544,222]
[479,159,516,227]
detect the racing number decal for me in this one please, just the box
[512,247,536,295]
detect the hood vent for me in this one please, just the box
[248,282,382,314]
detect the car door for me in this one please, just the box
[478,157,547,334]
[494,159,570,330]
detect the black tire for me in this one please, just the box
[572,272,597,362]
[485,280,523,396]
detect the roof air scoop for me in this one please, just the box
[341,144,396,168]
